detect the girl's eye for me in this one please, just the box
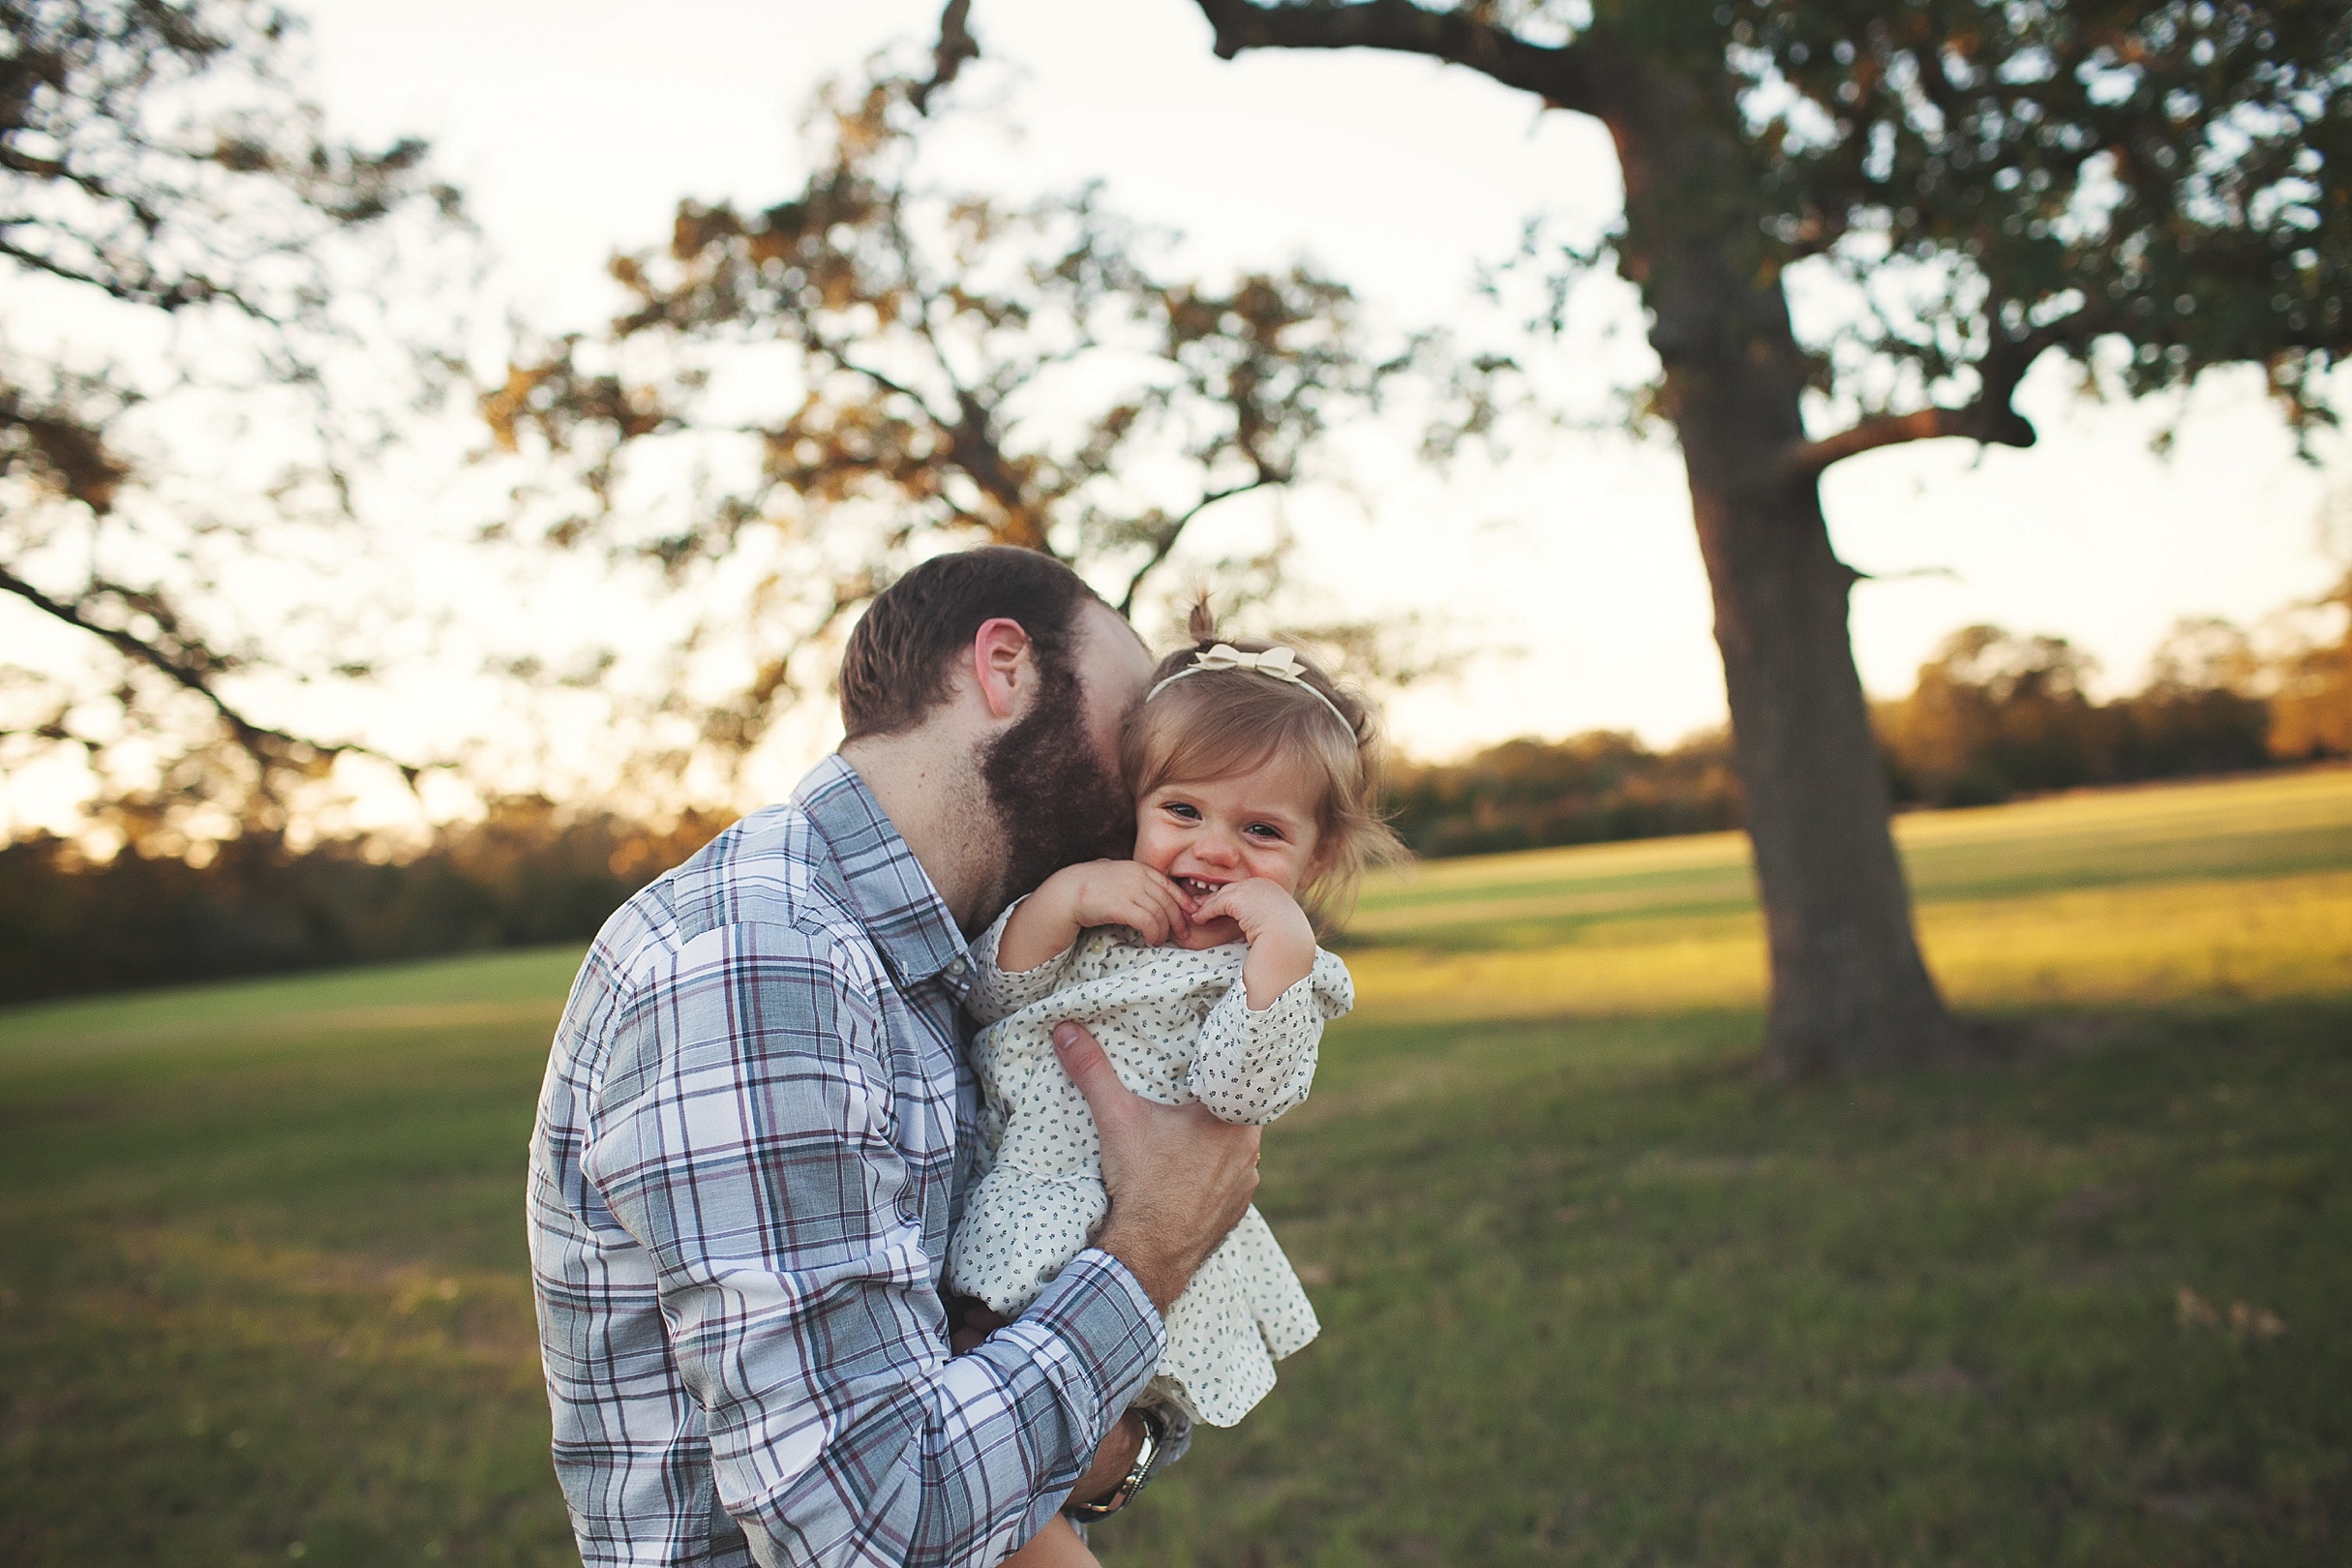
[1164,801,1200,821]
[1246,823,1283,842]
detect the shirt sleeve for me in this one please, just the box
[581,920,1164,1568]
[964,898,1081,1025]
[1186,947,1355,1125]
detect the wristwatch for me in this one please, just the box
[1065,1403,1168,1522]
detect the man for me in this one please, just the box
[528,547,1262,1567]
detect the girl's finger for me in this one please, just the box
[1148,866,1200,916]
[1141,891,1184,943]
[1136,874,1186,924]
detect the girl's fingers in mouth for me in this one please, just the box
[1152,868,1197,914]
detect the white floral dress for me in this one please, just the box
[949,904,1352,1427]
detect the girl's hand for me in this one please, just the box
[1192,878,1316,1008]
[1004,860,1193,972]
[1049,859,1198,947]
[1191,877,1309,948]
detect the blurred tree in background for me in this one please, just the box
[484,39,1493,793]
[2268,569,2352,758]
[1389,730,1741,858]
[1176,0,2350,1074]
[1877,618,2274,805]
[0,799,728,1002]
[0,0,467,854]
[1881,624,2115,803]
[1391,607,2328,862]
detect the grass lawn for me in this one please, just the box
[3,769,2347,1564]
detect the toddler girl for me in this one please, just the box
[951,604,1400,1564]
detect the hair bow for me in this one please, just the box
[1144,642,1353,732]
[1191,644,1303,678]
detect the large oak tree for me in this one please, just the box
[1169,0,2347,1073]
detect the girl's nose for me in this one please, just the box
[1195,832,1240,867]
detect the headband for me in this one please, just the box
[1143,643,1356,735]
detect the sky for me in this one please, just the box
[285,0,2346,786]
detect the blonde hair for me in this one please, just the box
[1121,599,1404,929]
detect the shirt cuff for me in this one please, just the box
[1240,947,1353,1018]
[1019,1248,1165,1423]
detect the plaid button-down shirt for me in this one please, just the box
[528,755,1166,1567]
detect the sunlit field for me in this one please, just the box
[1343,766,2352,1019]
[3,770,2347,1564]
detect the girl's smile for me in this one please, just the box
[1134,755,1326,947]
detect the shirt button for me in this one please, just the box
[945,957,968,979]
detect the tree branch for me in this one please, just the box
[1785,318,2079,476]
[911,0,980,115]
[1191,0,1602,114]
[1787,403,2036,473]
[802,319,955,429]
[1115,475,1275,616]
[0,559,404,780]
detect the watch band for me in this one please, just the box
[1065,1404,1166,1522]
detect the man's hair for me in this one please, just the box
[839,547,1105,740]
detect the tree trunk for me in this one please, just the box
[1600,58,1962,1075]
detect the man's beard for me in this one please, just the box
[978,656,1133,923]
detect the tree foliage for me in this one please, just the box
[1388,729,1741,858]
[1742,0,2348,460]
[487,54,1487,783]
[2267,569,2352,757]
[0,797,728,1004]
[1260,0,2352,463]
[1878,617,2285,804]
[0,0,467,852]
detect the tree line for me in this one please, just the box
[0,801,726,1005]
[1391,582,2350,858]
[7,578,2342,1005]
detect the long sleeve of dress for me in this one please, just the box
[965,899,1081,1026]
[1185,948,1353,1125]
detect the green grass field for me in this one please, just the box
[4,769,2347,1564]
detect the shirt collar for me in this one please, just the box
[793,753,976,1000]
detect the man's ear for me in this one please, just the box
[970,618,1033,721]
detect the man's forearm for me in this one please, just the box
[715,1252,1163,1564]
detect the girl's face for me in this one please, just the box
[1133,752,1325,948]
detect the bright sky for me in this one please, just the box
[295,0,2343,784]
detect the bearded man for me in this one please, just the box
[528,547,1261,1567]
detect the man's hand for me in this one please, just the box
[1054,1020,1259,1311]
